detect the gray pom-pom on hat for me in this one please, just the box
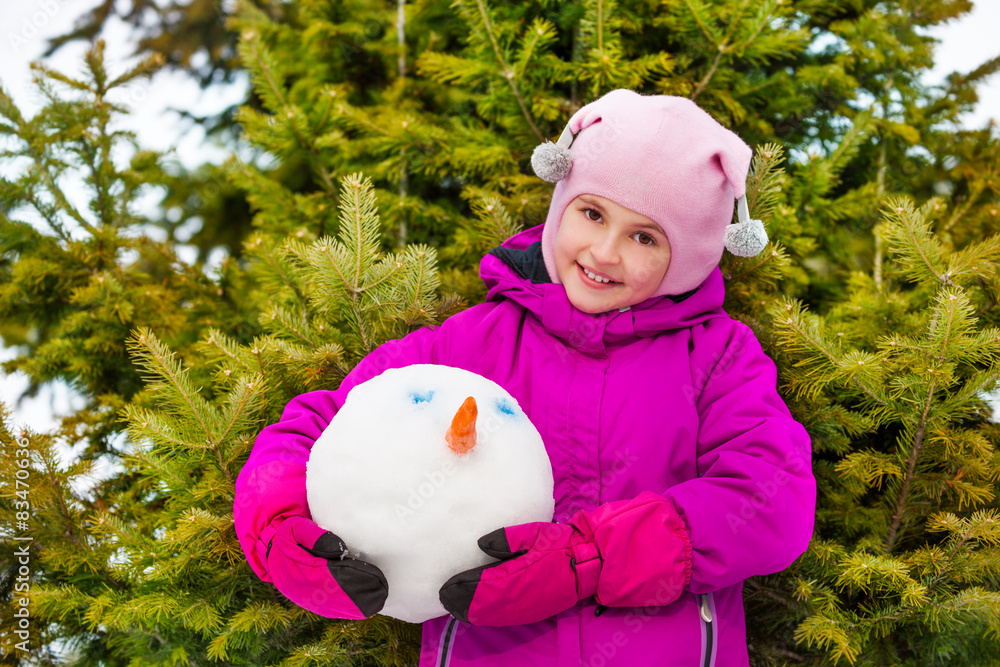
[531,141,574,182]
[723,197,768,257]
[723,218,768,257]
[531,125,576,183]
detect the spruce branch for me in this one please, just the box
[340,174,382,289]
[793,611,862,664]
[597,0,606,53]
[681,0,723,46]
[416,52,492,84]
[791,114,872,217]
[124,406,200,452]
[882,197,950,287]
[23,189,73,242]
[213,374,265,484]
[936,367,1000,421]
[262,307,321,348]
[835,552,917,596]
[128,328,218,442]
[460,0,545,141]
[245,234,309,307]
[407,245,431,311]
[513,18,558,80]
[771,299,844,398]
[202,328,258,374]
[691,46,729,101]
[51,48,117,229]
[771,299,892,413]
[745,143,785,225]
[946,231,1000,283]
[928,288,975,360]
[31,445,75,538]
[228,600,295,634]
[176,597,224,634]
[248,342,289,403]
[10,430,128,594]
[686,0,774,100]
[106,52,165,90]
[836,450,902,491]
[0,83,25,126]
[239,34,337,196]
[885,381,936,554]
[725,245,781,283]
[733,0,778,53]
[941,180,986,234]
[27,62,92,94]
[745,576,807,613]
[462,196,522,260]
[35,158,97,236]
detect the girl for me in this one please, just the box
[233,89,816,667]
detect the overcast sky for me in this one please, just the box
[1,0,999,434]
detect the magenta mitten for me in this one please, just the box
[234,459,387,618]
[265,516,388,618]
[439,491,692,626]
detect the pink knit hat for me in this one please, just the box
[532,89,767,296]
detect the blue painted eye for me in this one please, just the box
[410,390,435,405]
[496,398,518,416]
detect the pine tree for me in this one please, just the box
[2,174,441,665]
[0,42,259,446]
[738,195,1000,665]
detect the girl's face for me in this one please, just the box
[554,194,672,314]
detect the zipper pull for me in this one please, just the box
[595,604,608,617]
[699,594,713,623]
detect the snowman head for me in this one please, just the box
[306,364,555,623]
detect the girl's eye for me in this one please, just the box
[584,208,602,222]
[631,232,656,246]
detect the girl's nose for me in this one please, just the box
[590,233,620,266]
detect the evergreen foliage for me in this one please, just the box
[0,42,253,452]
[3,172,433,665]
[44,0,264,92]
[2,0,1000,664]
[751,197,1000,665]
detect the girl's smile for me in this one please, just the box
[577,262,619,285]
[553,194,672,313]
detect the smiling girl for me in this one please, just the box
[234,89,816,667]
[554,193,673,314]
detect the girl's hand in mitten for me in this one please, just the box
[439,491,692,626]
[439,520,598,625]
[264,516,388,619]
[234,459,387,618]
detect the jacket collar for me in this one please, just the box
[480,225,728,354]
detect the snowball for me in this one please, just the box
[306,364,555,623]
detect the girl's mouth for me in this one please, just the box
[578,263,619,287]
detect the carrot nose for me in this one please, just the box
[446,396,478,454]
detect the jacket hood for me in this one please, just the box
[480,225,728,355]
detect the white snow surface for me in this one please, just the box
[306,364,555,623]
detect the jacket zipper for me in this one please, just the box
[699,593,716,667]
[438,617,458,667]
[440,599,712,665]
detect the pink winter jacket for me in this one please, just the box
[234,225,816,667]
